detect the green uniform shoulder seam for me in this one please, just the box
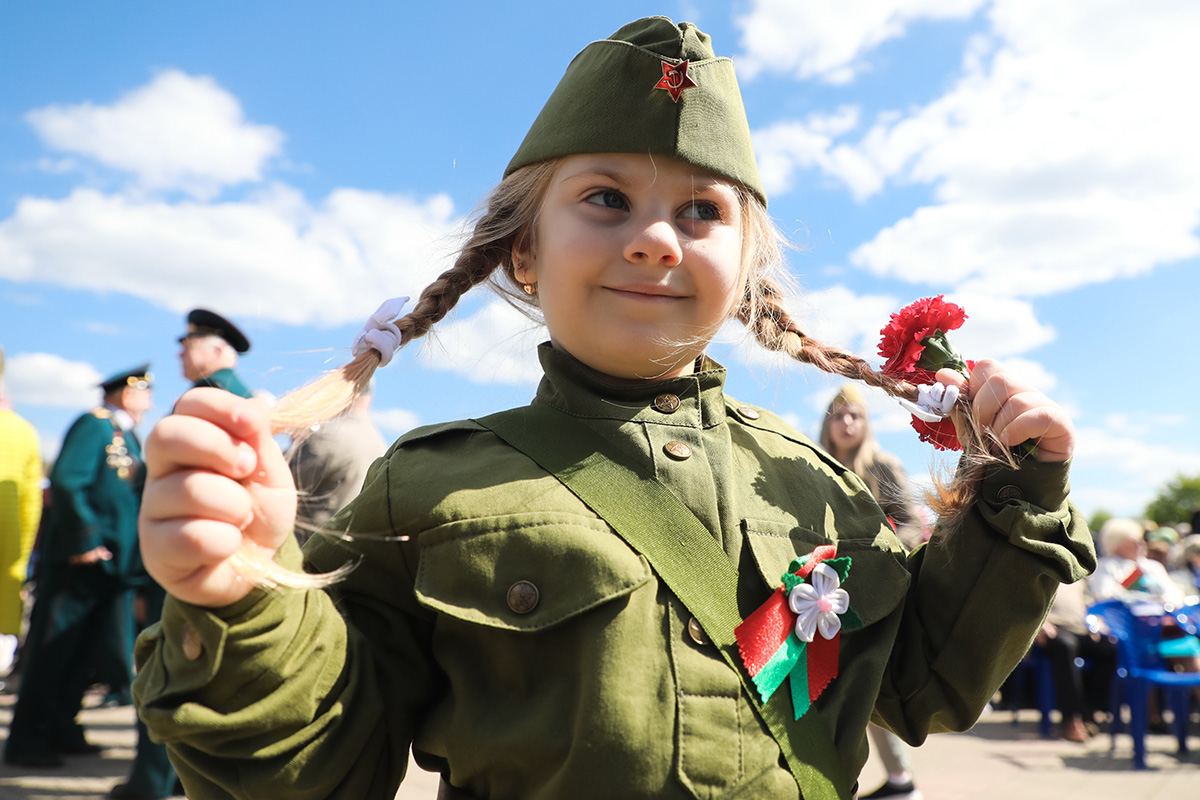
[390,418,488,452]
[724,396,850,475]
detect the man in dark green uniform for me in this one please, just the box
[177,308,253,398]
[4,365,152,768]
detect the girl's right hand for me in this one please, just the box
[139,388,297,608]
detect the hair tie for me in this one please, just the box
[351,296,410,367]
[896,382,959,423]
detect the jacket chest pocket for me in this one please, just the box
[411,513,669,784]
[414,512,653,631]
[667,599,746,798]
[743,518,912,646]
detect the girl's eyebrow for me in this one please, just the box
[560,166,629,185]
[561,166,731,195]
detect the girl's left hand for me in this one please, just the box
[937,359,1075,463]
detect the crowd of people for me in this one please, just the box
[0,309,386,800]
[0,15,1192,800]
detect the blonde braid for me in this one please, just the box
[243,162,563,589]
[734,215,1013,534]
[737,278,920,403]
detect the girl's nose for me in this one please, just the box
[625,219,683,267]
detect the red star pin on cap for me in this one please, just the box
[654,59,698,103]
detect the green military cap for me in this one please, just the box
[100,363,153,393]
[181,308,251,353]
[506,16,766,206]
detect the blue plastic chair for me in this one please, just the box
[1007,645,1056,738]
[1086,599,1200,768]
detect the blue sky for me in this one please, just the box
[2,0,1198,521]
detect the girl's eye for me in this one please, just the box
[680,201,721,222]
[585,190,628,210]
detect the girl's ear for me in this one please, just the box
[512,249,537,285]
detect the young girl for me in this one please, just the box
[134,17,1094,800]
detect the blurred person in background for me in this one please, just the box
[1090,517,1200,729]
[820,385,924,800]
[0,345,43,680]
[1171,534,1200,597]
[288,380,387,546]
[1037,577,1115,742]
[1091,518,1186,606]
[1145,525,1179,572]
[177,308,253,398]
[4,365,152,768]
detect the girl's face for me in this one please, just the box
[828,403,866,453]
[516,153,745,381]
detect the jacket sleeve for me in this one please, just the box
[871,458,1096,742]
[133,455,439,800]
[47,415,105,558]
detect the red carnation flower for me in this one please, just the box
[878,297,971,451]
[878,295,968,376]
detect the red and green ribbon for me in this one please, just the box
[735,544,862,720]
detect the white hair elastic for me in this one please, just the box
[897,381,960,423]
[350,296,410,367]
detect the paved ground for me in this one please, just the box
[2,689,1198,799]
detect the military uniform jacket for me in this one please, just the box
[42,408,143,580]
[134,345,1095,800]
[193,368,252,399]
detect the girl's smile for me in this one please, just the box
[514,152,746,382]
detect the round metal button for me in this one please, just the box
[996,485,1024,503]
[653,393,681,413]
[506,580,540,614]
[663,440,692,460]
[687,617,710,646]
[180,623,204,661]
[738,405,760,420]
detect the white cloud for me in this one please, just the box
[753,108,883,199]
[25,70,283,198]
[749,0,1200,298]
[0,184,462,328]
[936,291,1054,359]
[849,196,1199,297]
[83,321,121,335]
[735,0,987,82]
[371,407,421,435]
[419,299,545,385]
[1072,423,1200,515]
[6,352,103,408]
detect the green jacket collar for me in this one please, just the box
[533,342,727,430]
[195,367,253,399]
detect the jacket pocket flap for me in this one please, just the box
[743,518,911,630]
[415,512,654,632]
